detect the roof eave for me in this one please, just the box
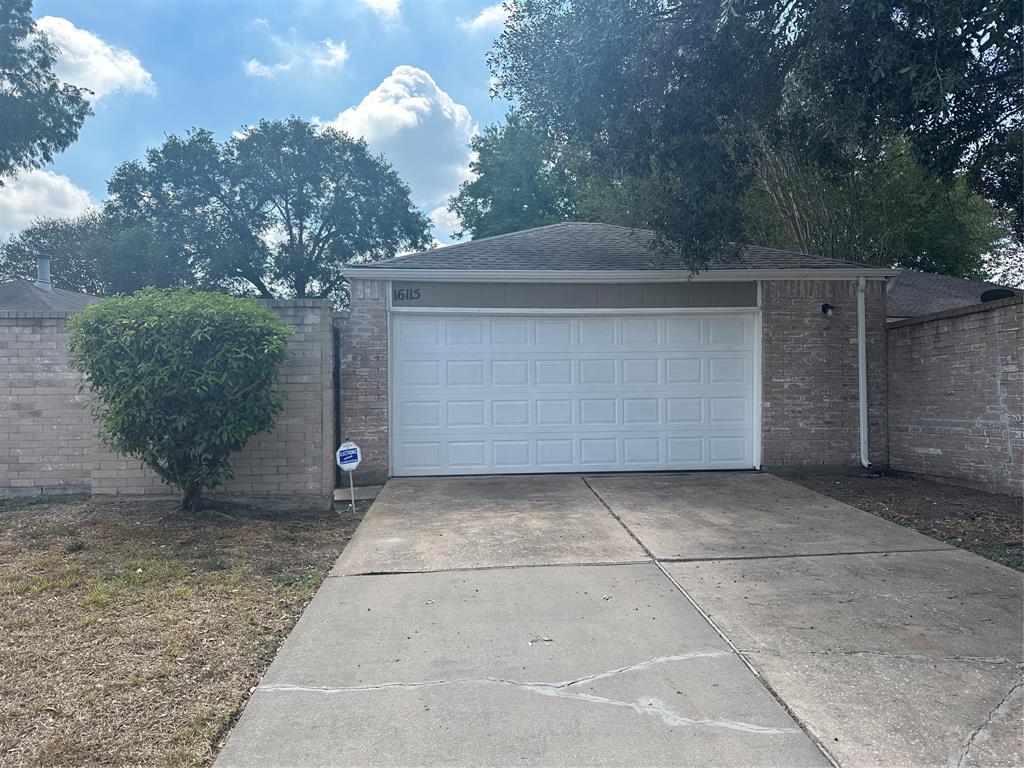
[342,267,899,283]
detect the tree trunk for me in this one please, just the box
[181,485,203,512]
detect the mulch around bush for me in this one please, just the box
[0,494,367,767]
[786,472,1023,571]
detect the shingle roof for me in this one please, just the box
[0,280,101,312]
[886,270,1020,319]
[353,222,880,272]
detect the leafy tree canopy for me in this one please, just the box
[486,0,1022,268]
[448,112,581,240]
[68,289,293,511]
[744,139,1006,278]
[0,210,193,294]
[105,118,431,302]
[0,0,91,180]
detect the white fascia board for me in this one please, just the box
[343,267,898,283]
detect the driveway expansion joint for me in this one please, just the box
[738,648,1022,667]
[657,547,957,563]
[579,475,843,767]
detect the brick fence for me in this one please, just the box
[887,295,1023,496]
[0,299,336,508]
[0,311,96,495]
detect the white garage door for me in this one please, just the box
[391,312,758,476]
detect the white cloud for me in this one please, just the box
[36,16,155,101]
[429,205,462,241]
[323,65,476,208]
[245,21,349,79]
[458,3,509,35]
[0,170,95,238]
[357,0,401,24]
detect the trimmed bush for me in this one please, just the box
[68,289,293,510]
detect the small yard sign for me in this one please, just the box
[337,440,361,514]
[337,440,361,471]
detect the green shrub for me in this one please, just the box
[68,289,292,511]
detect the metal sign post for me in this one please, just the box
[336,439,361,514]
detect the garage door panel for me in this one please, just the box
[447,318,487,345]
[579,358,617,385]
[397,395,749,430]
[535,360,572,385]
[391,313,756,475]
[579,318,615,344]
[399,360,440,387]
[622,358,659,384]
[708,357,751,384]
[666,317,702,343]
[492,400,530,426]
[491,319,528,344]
[535,319,573,344]
[394,434,754,476]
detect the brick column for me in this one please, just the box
[339,278,389,484]
[761,279,888,468]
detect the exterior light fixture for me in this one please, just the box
[821,303,834,316]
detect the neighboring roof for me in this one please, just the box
[886,270,1020,319]
[349,222,890,274]
[0,279,101,312]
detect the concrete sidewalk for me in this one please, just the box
[216,473,1023,767]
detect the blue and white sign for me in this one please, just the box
[336,440,361,472]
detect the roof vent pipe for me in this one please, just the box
[35,252,53,293]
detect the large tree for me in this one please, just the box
[743,140,1005,278]
[0,211,192,294]
[489,0,1022,268]
[106,118,431,301]
[448,112,581,240]
[0,0,91,181]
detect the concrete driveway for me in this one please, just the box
[217,473,1023,768]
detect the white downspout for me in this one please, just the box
[857,276,871,468]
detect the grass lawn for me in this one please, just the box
[787,472,1023,571]
[0,494,367,767]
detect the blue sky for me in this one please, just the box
[0,0,512,240]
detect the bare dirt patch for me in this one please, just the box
[0,494,368,767]
[785,472,1023,571]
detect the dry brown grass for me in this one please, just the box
[0,494,366,767]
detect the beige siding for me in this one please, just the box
[391,281,757,309]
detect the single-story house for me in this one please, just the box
[340,222,896,484]
[0,258,99,312]
[886,269,1020,322]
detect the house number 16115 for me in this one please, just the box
[393,288,421,301]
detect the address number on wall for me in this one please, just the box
[393,288,421,301]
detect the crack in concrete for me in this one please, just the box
[549,650,730,688]
[739,648,1022,666]
[522,686,799,735]
[257,651,800,736]
[954,678,1023,768]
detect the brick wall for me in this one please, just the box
[761,279,888,468]
[0,312,97,494]
[887,296,1023,496]
[1,299,336,507]
[338,279,389,484]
